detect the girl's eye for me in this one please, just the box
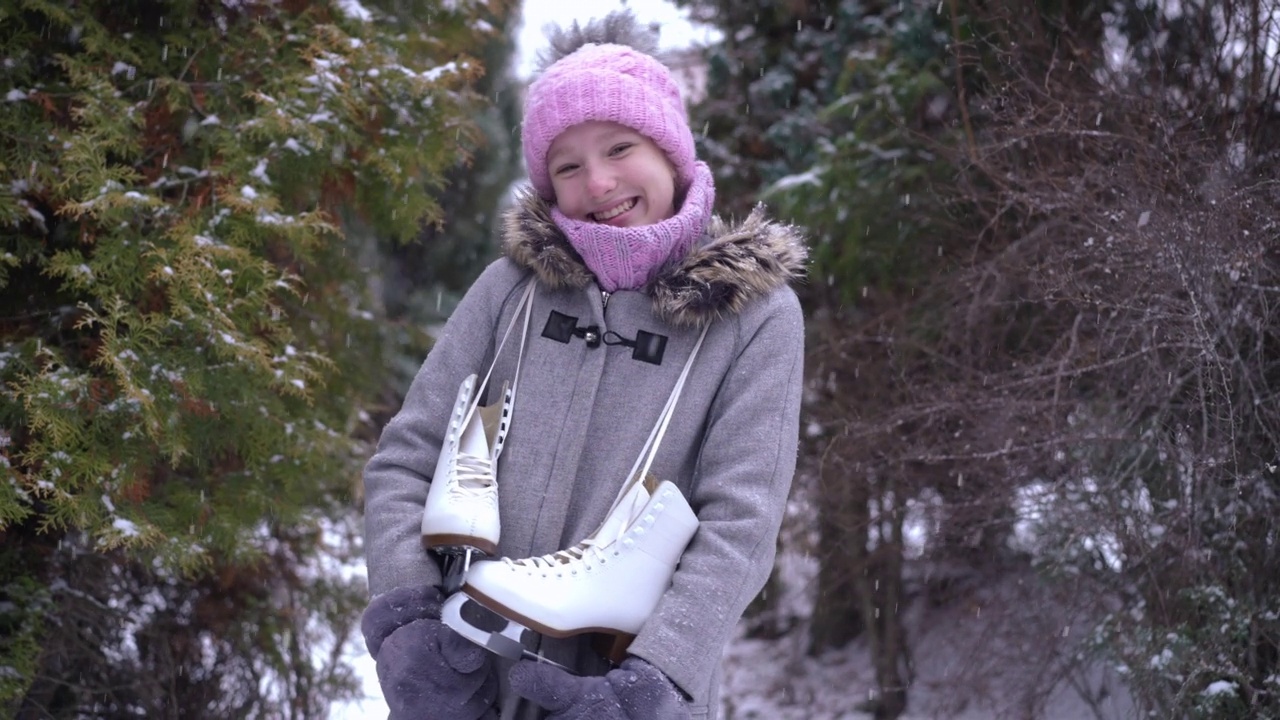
[609,143,634,156]
[553,163,579,176]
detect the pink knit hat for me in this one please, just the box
[522,42,697,201]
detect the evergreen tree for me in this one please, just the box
[675,5,958,714]
[0,0,502,716]
[674,0,851,220]
[372,0,524,400]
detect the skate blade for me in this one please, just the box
[440,592,577,674]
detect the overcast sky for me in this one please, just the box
[514,0,719,77]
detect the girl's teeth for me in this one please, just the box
[594,199,636,221]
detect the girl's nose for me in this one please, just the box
[585,164,616,198]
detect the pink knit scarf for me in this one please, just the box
[551,162,716,292]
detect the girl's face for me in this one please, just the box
[547,121,677,227]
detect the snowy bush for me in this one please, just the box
[0,0,504,715]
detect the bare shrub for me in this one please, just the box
[804,1,1280,716]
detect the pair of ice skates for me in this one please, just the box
[421,285,708,669]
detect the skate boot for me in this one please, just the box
[440,473,699,668]
[421,373,512,593]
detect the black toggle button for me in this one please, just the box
[542,310,602,348]
[633,330,667,365]
[603,329,667,365]
[542,310,578,343]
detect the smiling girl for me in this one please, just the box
[546,122,677,227]
[359,11,807,720]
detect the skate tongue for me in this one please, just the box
[477,381,510,458]
[458,407,493,460]
[596,476,652,546]
[510,479,653,570]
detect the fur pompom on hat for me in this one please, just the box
[521,12,697,201]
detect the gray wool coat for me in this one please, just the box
[363,190,807,720]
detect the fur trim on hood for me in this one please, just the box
[502,189,808,328]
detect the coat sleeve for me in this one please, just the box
[626,286,805,700]
[362,259,526,598]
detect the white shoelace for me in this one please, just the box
[498,324,712,575]
[507,536,610,571]
[503,489,648,571]
[457,282,535,453]
[451,453,495,492]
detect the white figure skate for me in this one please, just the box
[440,472,699,668]
[421,282,534,593]
[421,373,511,589]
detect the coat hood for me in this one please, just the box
[502,189,808,328]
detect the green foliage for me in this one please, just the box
[762,6,955,302]
[372,0,524,397]
[676,0,847,218]
[1095,466,1280,719]
[0,0,500,715]
[678,0,958,304]
[0,552,48,707]
[1098,582,1280,719]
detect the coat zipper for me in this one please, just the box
[601,290,612,313]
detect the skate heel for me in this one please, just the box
[592,631,637,665]
[435,545,493,595]
[421,534,500,558]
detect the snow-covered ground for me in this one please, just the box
[717,568,1136,720]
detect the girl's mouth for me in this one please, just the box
[591,198,637,223]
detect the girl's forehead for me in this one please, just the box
[550,121,642,152]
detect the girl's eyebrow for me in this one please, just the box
[546,145,577,165]
[548,127,641,164]
[601,128,641,142]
